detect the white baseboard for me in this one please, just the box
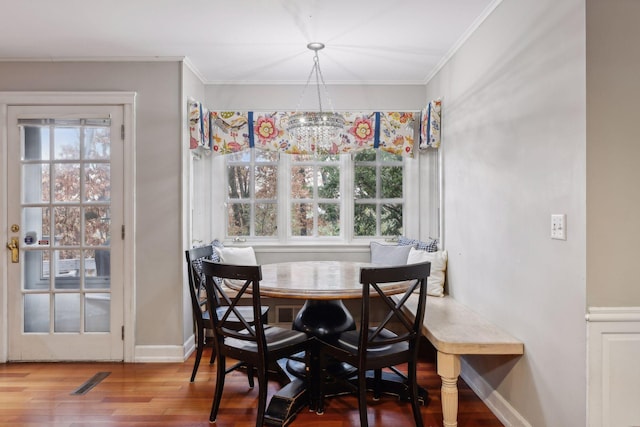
[460,358,531,427]
[134,334,195,363]
[587,306,640,427]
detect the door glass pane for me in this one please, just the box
[84,127,110,160]
[85,293,110,332]
[84,164,110,202]
[54,293,80,332]
[24,294,50,333]
[23,250,48,290]
[54,249,81,290]
[22,164,49,203]
[23,126,50,161]
[84,207,110,245]
[22,207,49,246]
[54,127,80,160]
[54,163,80,202]
[54,206,80,246]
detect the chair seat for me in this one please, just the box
[335,328,409,359]
[225,326,308,353]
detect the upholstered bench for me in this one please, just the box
[399,294,524,427]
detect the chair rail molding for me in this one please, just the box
[587,306,640,427]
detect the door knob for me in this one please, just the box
[6,237,19,263]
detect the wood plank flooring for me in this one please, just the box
[0,342,504,427]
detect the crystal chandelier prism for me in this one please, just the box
[287,43,346,154]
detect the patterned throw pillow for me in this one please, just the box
[397,235,439,252]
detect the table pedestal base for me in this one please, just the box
[263,299,428,427]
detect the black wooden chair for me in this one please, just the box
[202,261,310,426]
[318,261,431,427]
[184,246,269,382]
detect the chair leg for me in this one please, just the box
[246,364,255,388]
[408,361,424,427]
[190,327,205,382]
[373,368,382,400]
[255,362,268,427]
[209,355,226,422]
[358,368,369,427]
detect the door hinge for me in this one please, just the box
[121,225,125,240]
[121,325,124,340]
[121,124,125,140]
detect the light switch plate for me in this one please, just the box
[551,214,566,240]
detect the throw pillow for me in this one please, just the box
[370,242,413,266]
[406,247,448,297]
[214,246,258,266]
[397,235,439,252]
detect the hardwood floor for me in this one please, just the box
[0,342,504,427]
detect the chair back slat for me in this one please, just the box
[359,262,431,351]
[202,261,266,347]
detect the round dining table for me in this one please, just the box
[224,260,424,427]
[257,260,414,343]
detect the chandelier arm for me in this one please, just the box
[314,52,336,113]
[294,60,319,113]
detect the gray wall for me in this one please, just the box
[0,61,185,347]
[425,0,587,425]
[586,0,640,307]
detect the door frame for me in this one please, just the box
[0,92,136,362]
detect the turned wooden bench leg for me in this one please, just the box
[437,351,461,427]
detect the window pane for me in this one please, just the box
[354,166,376,199]
[54,163,80,202]
[381,166,403,198]
[227,203,250,236]
[256,150,278,162]
[318,167,340,199]
[255,166,277,199]
[291,166,313,199]
[318,203,340,236]
[354,204,377,236]
[381,203,403,236]
[291,203,313,236]
[227,166,250,199]
[380,150,402,162]
[84,163,111,202]
[354,149,376,162]
[255,203,277,236]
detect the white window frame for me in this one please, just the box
[220,150,422,245]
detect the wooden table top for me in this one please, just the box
[226,260,415,300]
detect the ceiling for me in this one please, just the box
[0,0,496,85]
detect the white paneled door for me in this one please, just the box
[6,105,124,361]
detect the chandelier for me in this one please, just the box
[287,42,346,154]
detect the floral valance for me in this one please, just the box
[188,98,441,157]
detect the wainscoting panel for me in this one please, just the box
[587,307,640,427]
